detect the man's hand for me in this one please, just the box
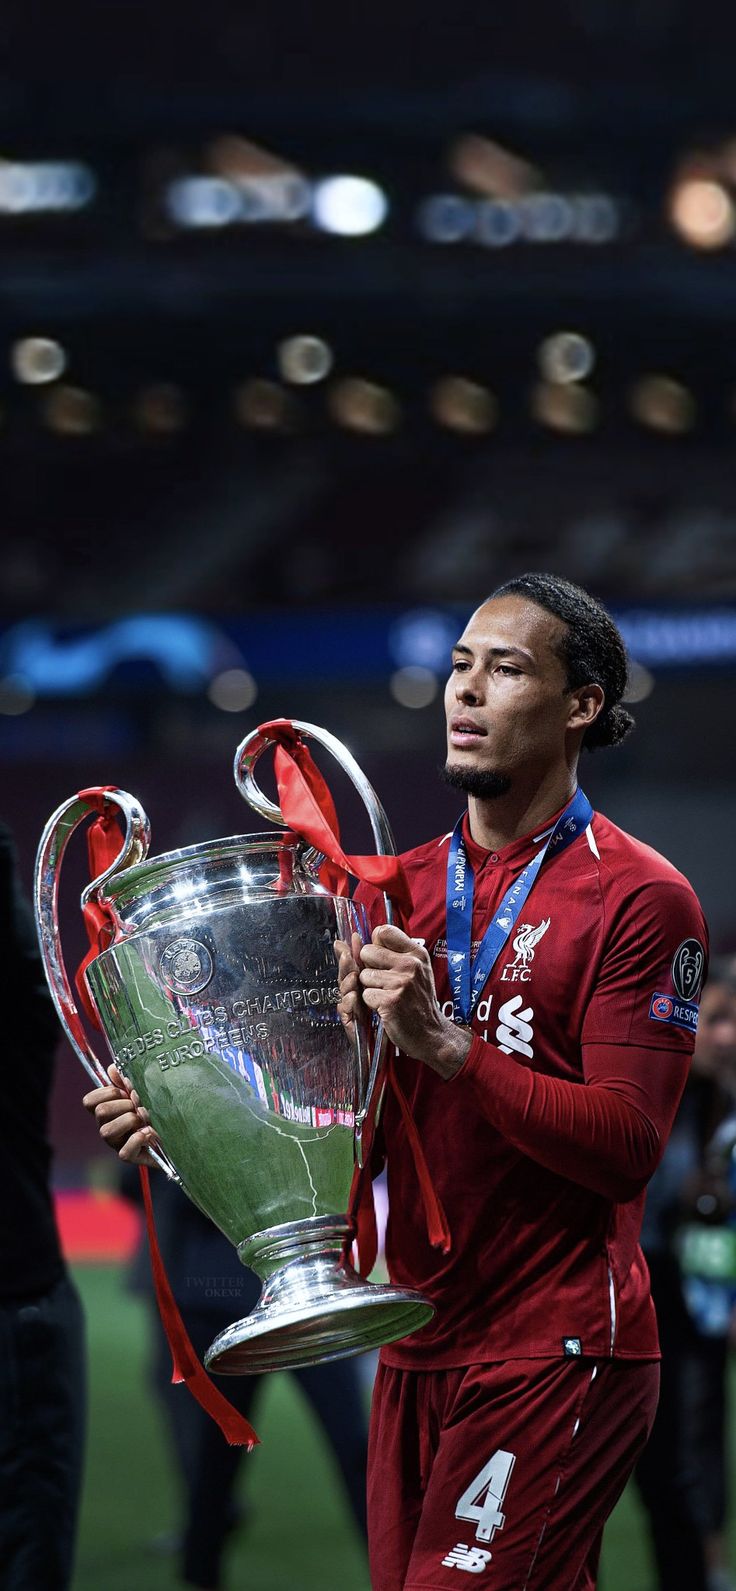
[82,1064,161,1166]
[334,932,365,1048]
[358,924,472,1080]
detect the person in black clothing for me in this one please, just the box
[0,822,86,1591]
[636,966,736,1591]
[122,1167,369,1591]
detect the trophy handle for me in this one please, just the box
[233,720,398,1167]
[34,790,180,1181]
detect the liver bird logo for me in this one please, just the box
[510,918,551,966]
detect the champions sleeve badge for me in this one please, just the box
[649,937,705,1034]
[671,939,705,1002]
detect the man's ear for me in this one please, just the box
[567,683,605,733]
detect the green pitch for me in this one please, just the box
[70,1264,719,1590]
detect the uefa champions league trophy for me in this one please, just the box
[34,721,433,1373]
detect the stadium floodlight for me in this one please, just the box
[11,337,67,385]
[166,177,241,228]
[0,161,96,214]
[670,177,735,249]
[538,333,595,385]
[312,176,388,236]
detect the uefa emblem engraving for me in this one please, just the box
[159,937,214,995]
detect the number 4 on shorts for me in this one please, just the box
[455,1449,516,1544]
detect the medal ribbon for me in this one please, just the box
[446,789,594,1025]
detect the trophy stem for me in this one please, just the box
[237,1214,352,1279]
[205,1215,434,1375]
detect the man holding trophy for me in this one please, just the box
[84,573,707,1590]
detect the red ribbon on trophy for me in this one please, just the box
[258,721,450,1265]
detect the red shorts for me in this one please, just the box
[368,1357,659,1590]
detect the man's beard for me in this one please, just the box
[441,760,512,799]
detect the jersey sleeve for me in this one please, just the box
[461,1035,690,1202]
[459,873,708,1201]
[581,875,709,1053]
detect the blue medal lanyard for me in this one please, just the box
[446,788,594,1024]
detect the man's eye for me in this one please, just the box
[497,664,522,677]
[451,659,470,671]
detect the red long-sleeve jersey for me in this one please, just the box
[356,803,708,1367]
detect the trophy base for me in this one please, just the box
[203,1216,434,1374]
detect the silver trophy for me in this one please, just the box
[35,721,433,1373]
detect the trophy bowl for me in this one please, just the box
[35,721,434,1373]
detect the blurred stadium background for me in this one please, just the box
[3,0,736,1585]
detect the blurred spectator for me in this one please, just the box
[637,963,736,1591]
[0,822,86,1590]
[122,1168,369,1590]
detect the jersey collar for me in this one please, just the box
[460,796,583,872]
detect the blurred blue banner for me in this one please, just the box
[1,605,736,699]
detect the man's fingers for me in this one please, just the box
[82,1062,158,1166]
[82,1084,121,1113]
[86,1060,155,1154]
[335,937,360,979]
[97,1103,155,1138]
[361,945,404,969]
[93,1096,152,1129]
[99,1109,159,1156]
[361,943,428,972]
[361,986,389,1012]
[118,1131,159,1167]
[336,931,371,1039]
[94,1098,139,1125]
[359,967,407,988]
[371,924,417,952]
[109,1063,143,1103]
[335,939,366,1013]
[98,1107,142,1142]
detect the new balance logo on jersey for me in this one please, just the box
[500,917,550,983]
[441,1544,493,1573]
[496,995,534,1058]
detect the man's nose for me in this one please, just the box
[457,670,483,702]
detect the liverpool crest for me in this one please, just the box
[500,917,551,983]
